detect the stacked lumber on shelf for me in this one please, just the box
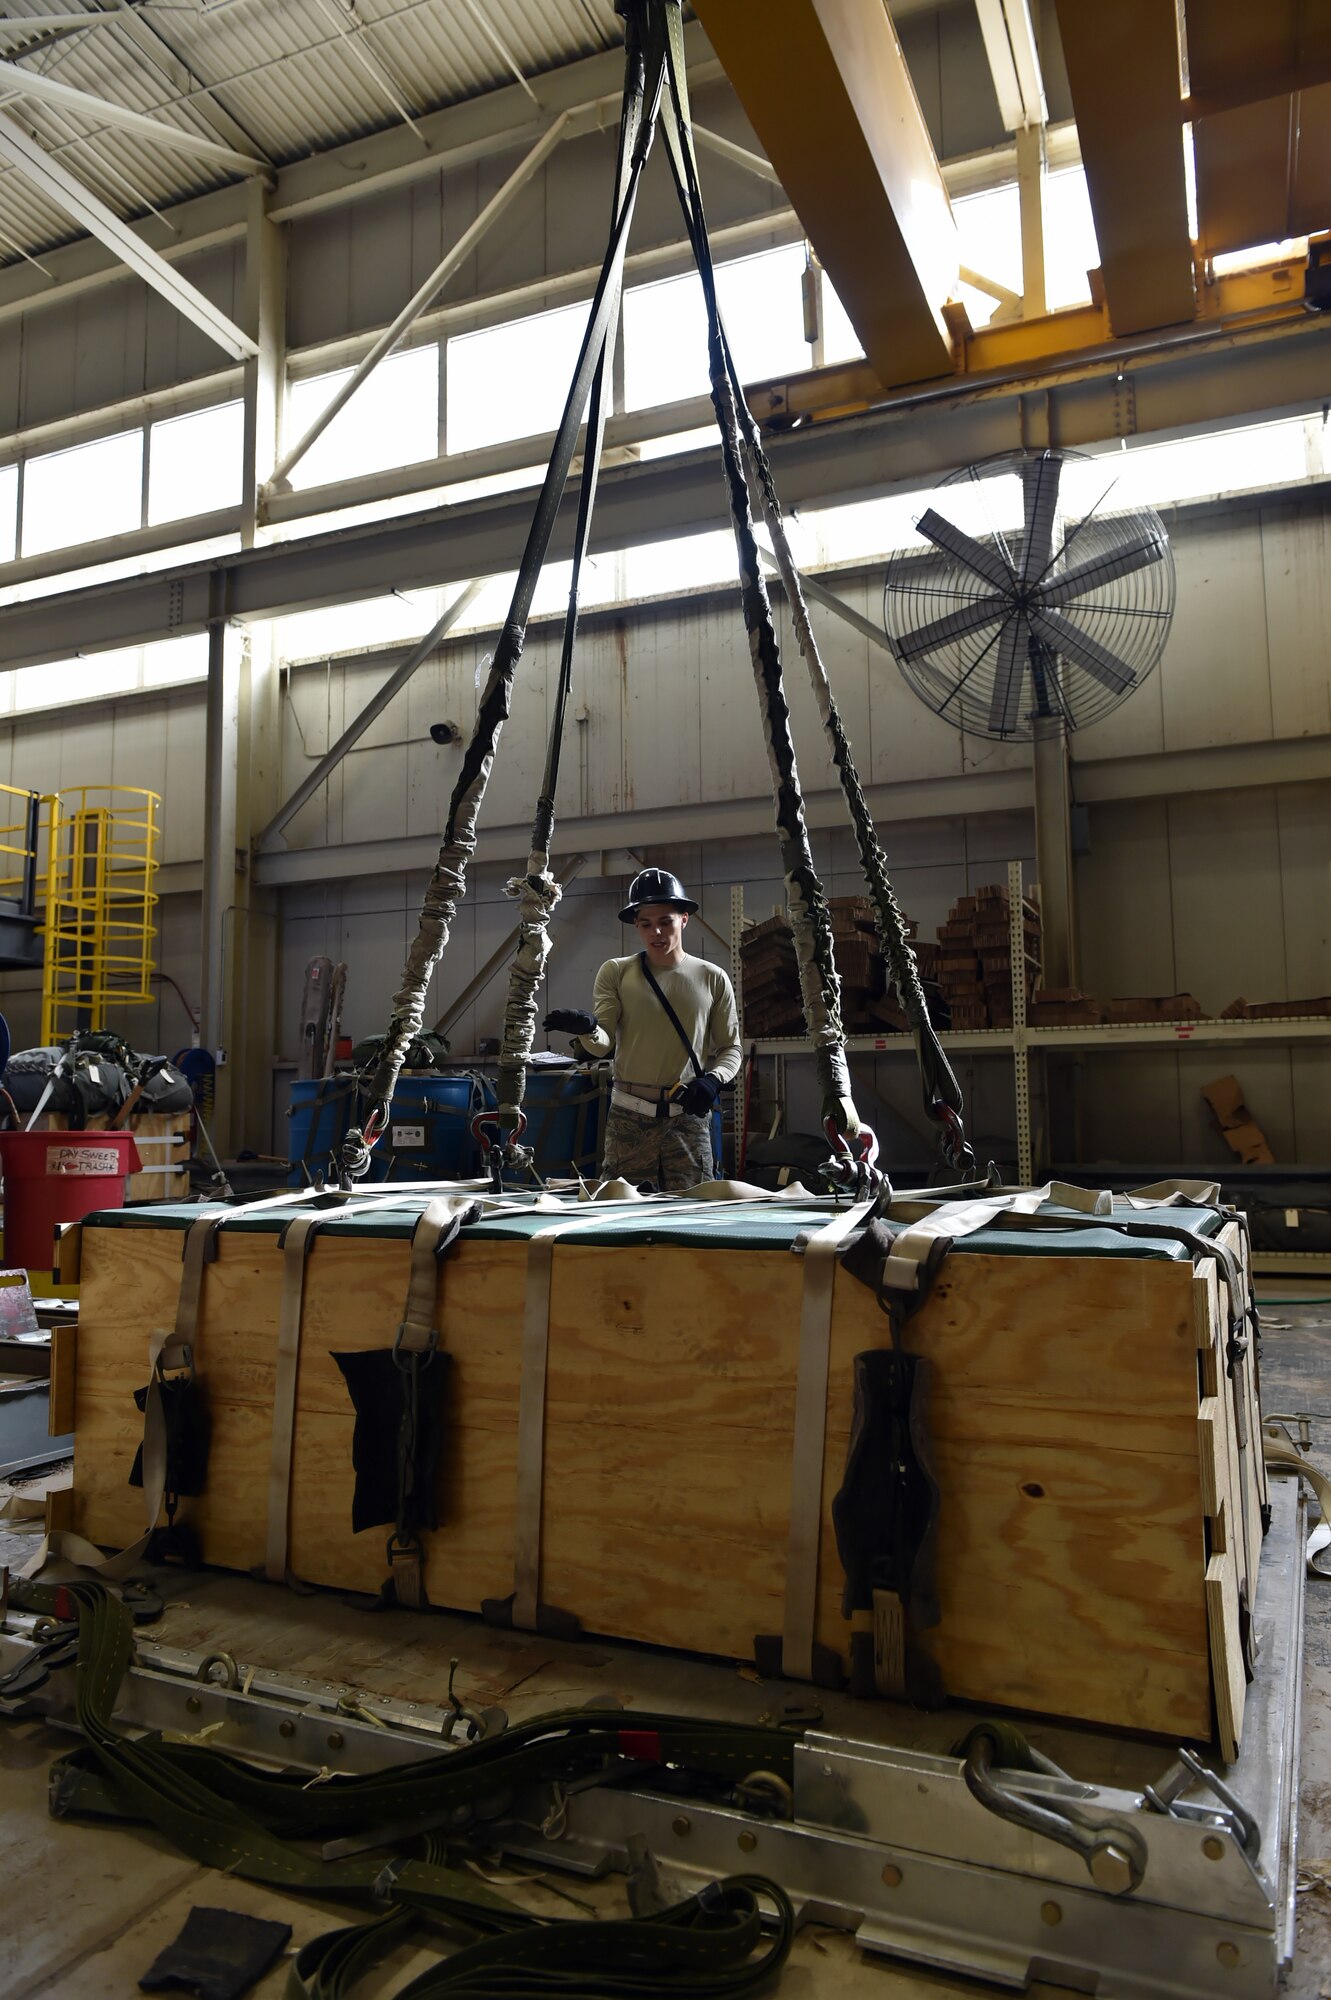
[738,914,804,1038]
[1222,995,1331,1021]
[741,898,940,1036]
[1030,987,1103,1026]
[935,884,1042,1029]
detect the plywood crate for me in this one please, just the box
[63,1194,1265,1751]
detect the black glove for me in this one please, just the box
[678,1071,722,1116]
[543,1008,596,1036]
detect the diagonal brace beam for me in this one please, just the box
[256,577,485,849]
[0,110,258,359]
[267,111,574,493]
[0,55,265,176]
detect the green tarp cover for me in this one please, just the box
[82,1193,1226,1261]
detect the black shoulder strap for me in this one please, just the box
[636,952,703,1077]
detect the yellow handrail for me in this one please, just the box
[39,786,161,1046]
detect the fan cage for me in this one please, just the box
[882,448,1176,741]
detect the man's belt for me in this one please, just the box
[612,1080,686,1120]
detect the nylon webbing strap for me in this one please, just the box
[512,1224,561,1632]
[266,1212,325,1583]
[509,1199,717,1630]
[781,1199,872,1681]
[1263,1434,1331,1574]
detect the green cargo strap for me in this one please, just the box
[26,1579,795,2000]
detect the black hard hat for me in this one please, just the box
[618,867,699,924]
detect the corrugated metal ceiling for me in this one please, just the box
[0,0,628,264]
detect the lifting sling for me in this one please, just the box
[343,0,974,1193]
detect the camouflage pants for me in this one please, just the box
[601,1104,713,1192]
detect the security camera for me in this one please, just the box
[429,720,461,746]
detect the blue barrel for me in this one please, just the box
[508,1069,723,1180]
[287,1073,487,1184]
[518,1066,609,1178]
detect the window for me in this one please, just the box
[22,430,142,557]
[149,401,243,524]
[624,243,812,411]
[952,182,1022,329]
[447,303,589,455]
[5,633,209,714]
[624,528,733,598]
[1043,168,1099,310]
[0,463,17,564]
[286,345,439,490]
[1091,419,1308,511]
[274,588,442,663]
[821,274,864,365]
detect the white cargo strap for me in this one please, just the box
[26,1190,320,1584]
[881,1182,1111,1294]
[23,1207,223,1582]
[1262,1432,1331,1575]
[265,1189,426,1586]
[781,1199,874,1681]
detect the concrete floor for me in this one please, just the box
[2,1295,1330,1999]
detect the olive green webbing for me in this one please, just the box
[29,1581,794,1998]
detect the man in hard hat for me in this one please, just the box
[543,867,741,1190]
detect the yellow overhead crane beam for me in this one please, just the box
[1052,1,1196,335]
[1188,0,1331,256]
[691,0,958,388]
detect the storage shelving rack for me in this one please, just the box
[730,863,1331,1274]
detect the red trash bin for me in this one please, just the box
[0,1129,143,1272]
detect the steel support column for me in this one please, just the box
[694,0,957,386]
[1016,125,1046,318]
[1031,716,1076,988]
[200,583,238,1096]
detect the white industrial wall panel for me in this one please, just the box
[1075,781,1330,1163]
[2,243,243,435]
[1259,500,1331,741]
[285,79,784,353]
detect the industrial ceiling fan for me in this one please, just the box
[882,447,1176,739]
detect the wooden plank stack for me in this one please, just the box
[741,898,908,1035]
[935,884,1042,1029]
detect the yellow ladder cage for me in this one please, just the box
[40,786,161,1046]
[0,782,40,909]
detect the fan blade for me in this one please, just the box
[893,591,1009,664]
[916,508,1019,595]
[1020,454,1061,585]
[1040,530,1165,607]
[1029,607,1136,694]
[988,611,1030,735]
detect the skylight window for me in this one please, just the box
[447,303,590,455]
[287,346,439,490]
[22,430,142,558]
[149,401,244,524]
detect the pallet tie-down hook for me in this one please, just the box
[822,1116,884,1199]
[960,1725,1147,1895]
[930,1097,977,1177]
[471,1107,530,1190]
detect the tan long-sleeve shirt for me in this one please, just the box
[576,952,741,1088]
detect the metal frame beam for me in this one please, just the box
[2,293,1327,671]
[974,0,1047,131]
[0,55,265,176]
[0,109,257,359]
